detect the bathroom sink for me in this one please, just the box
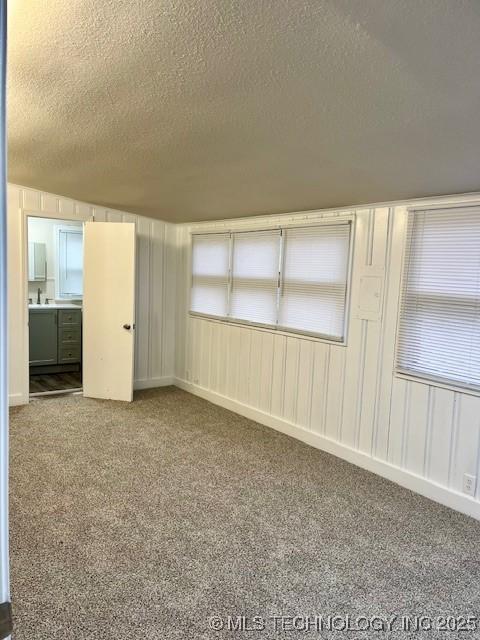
[29,303,81,309]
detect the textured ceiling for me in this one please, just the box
[7,1,480,223]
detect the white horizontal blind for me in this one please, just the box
[58,228,83,298]
[191,233,230,318]
[190,222,352,341]
[230,230,280,325]
[397,207,480,391]
[278,224,350,339]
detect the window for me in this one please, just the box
[191,233,230,317]
[279,225,350,339]
[190,221,352,341]
[397,206,480,392]
[231,230,280,326]
[56,226,83,299]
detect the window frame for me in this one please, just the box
[54,224,84,300]
[189,216,355,345]
[394,202,480,397]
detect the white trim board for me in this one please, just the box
[8,393,28,407]
[9,377,175,405]
[174,377,480,522]
[134,376,175,390]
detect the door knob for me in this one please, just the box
[123,324,131,330]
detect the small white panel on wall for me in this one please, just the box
[355,267,384,321]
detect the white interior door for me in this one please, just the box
[83,221,136,402]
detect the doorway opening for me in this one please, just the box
[27,216,84,396]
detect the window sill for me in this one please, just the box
[188,312,347,346]
[395,371,480,398]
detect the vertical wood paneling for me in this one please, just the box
[226,326,241,398]
[450,395,480,495]
[324,346,346,441]
[357,207,389,454]
[134,217,151,382]
[8,184,176,404]
[59,198,75,217]
[426,388,455,486]
[22,188,40,211]
[75,202,91,218]
[185,316,193,382]
[357,322,381,454]
[339,209,370,447]
[375,208,407,459]
[91,207,106,222]
[209,322,219,392]
[271,334,286,417]
[216,323,228,397]
[41,193,58,215]
[149,222,165,379]
[163,224,177,377]
[191,318,202,386]
[309,342,329,435]
[387,378,408,467]
[177,199,480,515]
[200,320,211,388]
[237,329,251,404]
[258,333,274,414]
[283,337,300,423]
[296,341,314,429]
[403,383,430,476]
[175,227,188,379]
[248,330,263,409]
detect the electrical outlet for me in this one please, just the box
[463,473,477,497]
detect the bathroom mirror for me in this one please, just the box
[27,217,84,304]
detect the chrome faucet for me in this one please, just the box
[37,287,42,305]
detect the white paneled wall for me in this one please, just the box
[7,184,176,405]
[175,196,480,520]
[8,182,480,519]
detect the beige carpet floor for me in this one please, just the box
[9,387,480,639]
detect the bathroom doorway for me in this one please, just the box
[27,216,84,396]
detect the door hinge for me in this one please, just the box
[0,602,13,639]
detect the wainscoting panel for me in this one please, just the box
[176,196,480,519]
[7,183,176,404]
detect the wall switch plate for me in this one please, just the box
[463,473,477,497]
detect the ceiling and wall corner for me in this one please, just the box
[7,0,480,223]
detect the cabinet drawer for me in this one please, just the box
[58,327,81,345]
[58,309,82,326]
[58,346,81,364]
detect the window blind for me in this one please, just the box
[190,221,352,341]
[397,207,480,392]
[278,225,350,339]
[58,229,83,298]
[230,230,280,325]
[191,233,230,318]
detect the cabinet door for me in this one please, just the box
[29,310,58,366]
[28,241,46,281]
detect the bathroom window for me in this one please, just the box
[56,226,84,299]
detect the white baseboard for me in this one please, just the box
[134,376,174,390]
[8,393,28,407]
[9,378,174,404]
[174,378,480,521]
